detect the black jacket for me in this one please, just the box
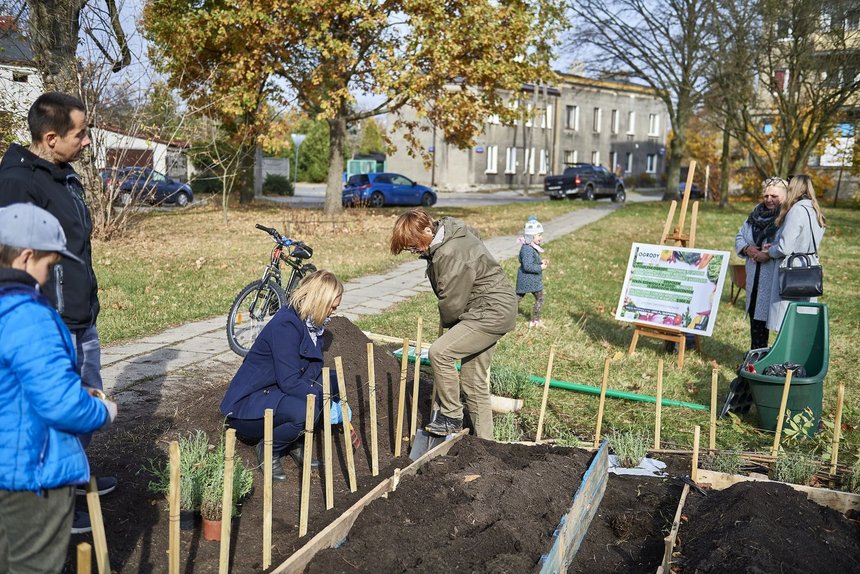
[0,143,100,329]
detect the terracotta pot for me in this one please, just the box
[490,395,524,413]
[202,517,222,541]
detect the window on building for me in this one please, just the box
[539,149,548,174]
[487,113,500,125]
[565,105,579,130]
[627,111,636,134]
[592,150,600,165]
[564,150,578,165]
[593,108,602,132]
[646,154,657,173]
[611,110,619,134]
[773,69,786,92]
[626,152,633,173]
[541,103,554,129]
[525,103,534,128]
[524,147,536,174]
[505,147,517,174]
[485,145,498,174]
[648,113,660,136]
[610,151,618,173]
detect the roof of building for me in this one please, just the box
[0,17,34,66]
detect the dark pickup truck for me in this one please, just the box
[543,163,626,203]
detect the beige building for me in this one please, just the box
[387,73,668,191]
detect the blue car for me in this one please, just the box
[101,167,193,207]
[342,172,437,208]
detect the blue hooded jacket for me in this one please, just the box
[0,269,109,492]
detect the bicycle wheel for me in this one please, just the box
[226,280,287,356]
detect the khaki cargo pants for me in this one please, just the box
[428,321,502,439]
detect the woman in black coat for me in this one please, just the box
[220,270,343,480]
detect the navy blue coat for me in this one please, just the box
[516,244,544,294]
[220,305,336,426]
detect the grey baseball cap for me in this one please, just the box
[0,203,83,264]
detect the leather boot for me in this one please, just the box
[256,440,287,481]
[287,442,321,470]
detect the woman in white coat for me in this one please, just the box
[735,177,787,349]
[760,175,826,332]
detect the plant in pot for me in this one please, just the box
[607,429,650,468]
[144,430,210,530]
[199,439,254,542]
[489,365,535,413]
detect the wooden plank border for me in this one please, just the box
[538,441,610,574]
[270,429,469,574]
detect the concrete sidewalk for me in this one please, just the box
[100,202,627,395]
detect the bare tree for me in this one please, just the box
[568,0,715,199]
[712,0,860,179]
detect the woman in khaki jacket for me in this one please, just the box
[391,209,517,439]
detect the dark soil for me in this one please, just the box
[678,481,860,573]
[64,317,420,573]
[306,437,593,573]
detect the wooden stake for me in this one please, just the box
[322,369,334,509]
[77,542,92,574]
[335,356,357,492]
[168,441,180,574]
[299,394,316,537]
[709,368,718,451]
[654,360,663,450]
[394,338,409,457]
[593,358,611,448]
[263,409,273,569]
[218,429,236,574]
[535,346,556,443]
[830,382,845,475]
[692,425,700,483]
[86,475,110,574]
[771,369,794,457]
[409,317,423,445]
[367,343,379,476]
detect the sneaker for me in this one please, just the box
[75,476,117,496]
[287,442,321,470]
[424,413,463,437]
[256,441,287,481]
[71,510,92,534]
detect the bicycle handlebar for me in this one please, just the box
[255,223,311,251]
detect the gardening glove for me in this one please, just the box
[330,400,352,425]
[98,397,118,427]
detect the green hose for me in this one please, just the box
[393,347,709,411]
[527,375,709,411]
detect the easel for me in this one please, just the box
[628,160,702,369]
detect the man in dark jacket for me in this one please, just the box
[0,92,114,533]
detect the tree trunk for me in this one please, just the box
[237,143,256,204]
[719,125,731,208]
[26,0,85,94]
[324,115,347,214]
[664,133,683,201]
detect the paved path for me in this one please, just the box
[100,196,653,395]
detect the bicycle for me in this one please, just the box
[226,224,316,356]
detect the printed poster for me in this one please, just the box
[615,243,730,337]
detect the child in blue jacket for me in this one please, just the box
[516,216,548,327]
[0,203,117,574]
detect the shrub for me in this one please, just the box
[607,430,649,467]
[489,365,536,401]
[773,451,819,485]
[144,430,211,511]
[200,438,255,521]
[701,450,743,475]
[190,175,223,196]
[262,173,294,196]
[493,412,524,443]
[846,459,860,494]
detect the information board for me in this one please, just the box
[615,243,730,337]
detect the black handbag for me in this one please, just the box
[778,207,823,299]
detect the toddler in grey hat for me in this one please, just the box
[0,203,82,263]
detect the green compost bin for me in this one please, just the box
[744,302,829,434]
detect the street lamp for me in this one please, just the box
[290,133,306,189]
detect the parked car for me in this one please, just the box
[101,167,193,207]
[342,172,437,207]
[543,163,626,202]
[678,182,704,200]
